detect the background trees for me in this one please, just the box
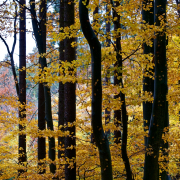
[0,0,179,179]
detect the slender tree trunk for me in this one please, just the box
[30,0,56,174]
[113,1,121,145]
[79,0,112,179]
[91,4,98,144]
[38,0,46,174]
[111,1,133,179]
[0,4,19,96]
[64,0,76,179]
[142,0,154,148]
[18,0,26,175]
[143,0,168,179]
[58,0,65,177]
[105,4,111,139]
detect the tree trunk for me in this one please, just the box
[30,0,56,174]
[64,0,76,179]
[143,0,168,179]
[79,1,112,179]
[38,0,46,174]
[105,4,111,140]
[142,0,154,148]
[113,1,121,145]
[18,0,27,175]
[111,1,133,179]
[0,4,19,97]
[58,0,65,177]
[91,4,98,144]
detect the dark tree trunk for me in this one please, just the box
[58,0,65,177]
[38,0,46,174]
[105,4,111,140]
[142,0,154,148]
[79,0,112,179]
[91,5,98,144]
[30,0,56,174]
[18,0,26,175]
[113,1,121,145]
[143,0,168,179]
[0,4,19,96]
[111,1,133,179]
[64,0,76,179]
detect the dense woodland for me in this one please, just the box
[0,0,179,179]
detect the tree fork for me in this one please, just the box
[30,0,56,174]
[111,0,133,179]
[143,0,168,179]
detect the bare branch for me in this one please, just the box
[11,0,17,55]
[122,45,141,61]
[0,35,11,55]
[14,0,31,11]
[0,0,7,7]
[0,4,19,97]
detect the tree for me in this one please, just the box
[104,3,111,139]
[112,0,122,145]
[142,0,154,147]
[143,0,168,179]
[91,3,99,144]
[0,0,27,176]
[38,0,46,174]
[30,0,56,174]
[18,0,27,175]
[79,0,113,179]
[111,0,134,179]
[58,0,65,177]
[0,1,19,97]
[64,0,76,179]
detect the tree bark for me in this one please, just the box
[64,0,76,179]
[105,4,111,140]
[111,1,133,179]
[38,0,46,174]
[91,4,98,144]
[79,1,112,179]
[142,0,154,148]
[58,0,65,178]
[113,1,121,145]
[143,0,168,179]
[18,0,27,175]
[30,0,56,174]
